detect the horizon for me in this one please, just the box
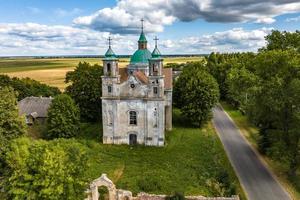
[0,0,299,56]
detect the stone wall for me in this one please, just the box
[85,174,239,200]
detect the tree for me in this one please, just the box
[2,138,89,200]
[65,62,103,122]
[226,66,258,112]
[0,87,26,185]
[174,62,220,126]
[261,30,300,52]
[0,87,26,139]
[0,75,61,100]
[47,94,80,139]
[249,50,300,176]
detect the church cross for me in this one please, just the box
[141,18,144,32]
[154,36,159,47]
[108,37,112,48]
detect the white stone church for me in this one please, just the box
[101,24,172,146]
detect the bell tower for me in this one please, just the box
[102,37,120,97]
[149,36,164,98]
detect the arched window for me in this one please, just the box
[108,85,112,93]
[107,63,111,73]
[129,111,137,125]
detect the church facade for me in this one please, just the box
[101,26,172,146]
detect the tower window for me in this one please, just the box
[108,85,112,93]
[129,111,137,125]
[107,63,111,73]
[153,87,158,95]
[153,64,158,73]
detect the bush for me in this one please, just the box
[47,94,80,139]
[165,192,185,200]
[2,138,89,200]
[137,176,162,192]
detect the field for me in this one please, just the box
[0,57,203,90]
[29,109,245,198]
[221,102,300,200]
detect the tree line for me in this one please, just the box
[205,30,300,177]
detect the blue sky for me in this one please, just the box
[0,0,299,56]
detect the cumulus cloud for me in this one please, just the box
[73,0,175,34]
[161,27,273,54]
[0,22,272,56]
[73,0,300,34]
[0,23,135,56]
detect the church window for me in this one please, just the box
[153,87,158,95]
[107,63,111,73]
[108,85,112,93]
[153,109,158,128]
[108,111,113,126]
[129,111,137,125]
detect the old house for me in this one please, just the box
[101,21,172,146]
[18,96,53,125]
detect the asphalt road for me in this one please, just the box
[212,106,291,200]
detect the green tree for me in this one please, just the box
[3,138,89,200]
[0,87,26,139]
[174,62,220,126]
[0,75,61,100]
[47,94,80,139]
[261,30,300,52]
[226,66,258,112]
[65,62,103,122]
[249,50,300,176]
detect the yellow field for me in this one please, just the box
[0,56,203,90]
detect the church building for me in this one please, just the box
[101,22,172,146]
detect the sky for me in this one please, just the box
[0,0,299,56]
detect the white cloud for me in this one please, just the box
[160,27,273,54]
[0,23,273,56]
[73,0,300,34]
[0,23,133,56]
[255,18,276,24]
[73,0,175,34]
[286,15,300,22]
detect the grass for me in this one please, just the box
[86,110,246,198]
[0,57,203,90]
[29,109,245,198]
[221,101,300,200]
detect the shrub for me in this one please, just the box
[47,94,80,139]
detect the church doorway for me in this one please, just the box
[129,134,137,145]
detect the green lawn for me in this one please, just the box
[221,101,300,200]
[63,109,246,198]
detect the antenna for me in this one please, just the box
[154,36,159,48]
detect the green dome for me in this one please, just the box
[152,47,161,58]
[130,49,152,64]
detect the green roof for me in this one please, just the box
[104,47,117,58]
[151,47,161,58]
[138,32,147,43]
[130,49,152,64]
